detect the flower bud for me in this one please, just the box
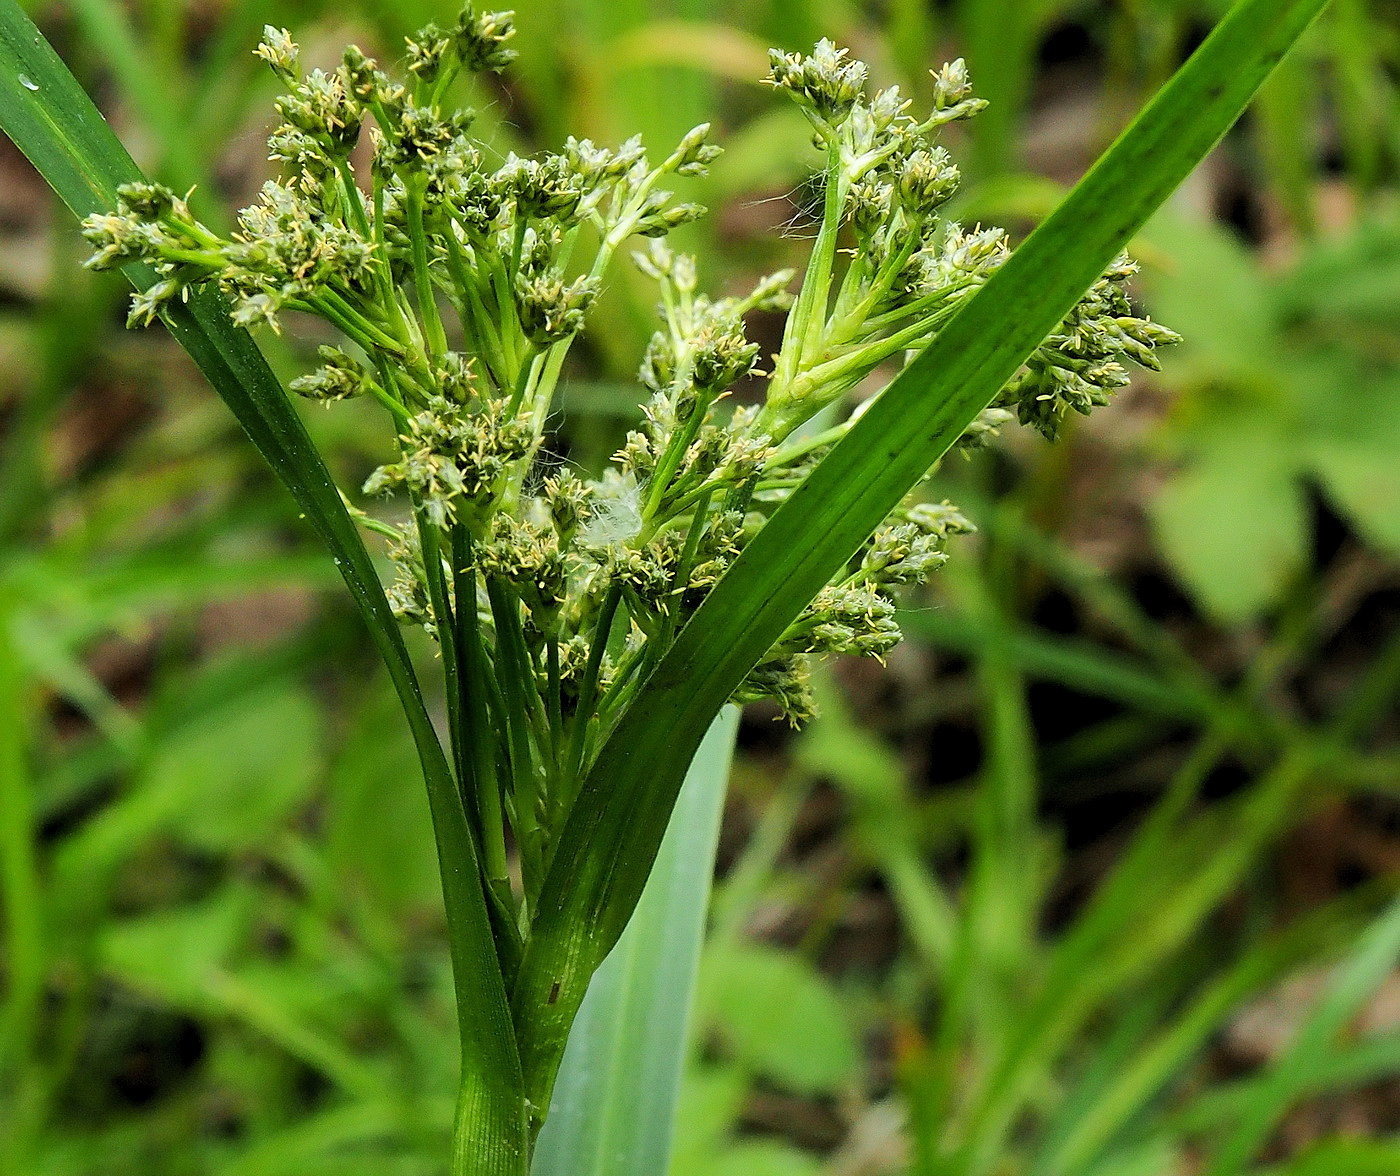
[255,26,300,83]
[456,5,517,73]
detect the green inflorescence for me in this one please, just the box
[81,9,1178,916]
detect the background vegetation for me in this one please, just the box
[2,0,1398,1173]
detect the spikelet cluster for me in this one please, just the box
[83,13,1176,757]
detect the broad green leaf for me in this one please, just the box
[707,1141,823,1176]
[531,710,739,1176]
[1150,420,1309,621]
[514,0,1334,1115]
[1139,208,1308,619]
[1299,360,1400,553]
[1140,209,1400,612]
[199,964,391,1102]
[702,944,862,1096]
[0,6,526,1166]
[1276,214,1400,327]
[153,685,322,853]
[1310,434,1400,551]
[1258,1139,1400,1176]
[99,887,253,1009]
[670,1059,837,1176]
[1141,210,1279,377]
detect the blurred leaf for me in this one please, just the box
[1084,1139,1184,1176]
[100,886,253,1008]
[1144,208,1280,376]
[668,1064,748,1176]
[798,674,958,971]
[702,944,860,1096]
[327,687,441,922]
[1297,356,1400,552]
[151,684,322,854]
[1276,215,1400,328]
[1036,893,1377,1176]
[8,608,142,752]
[46,669,323,933]
[1260,1139,1400,1176]
[1204,896,1400,1174]
[1143,207,1400,615]
[707,107,815,201]
[216,1100,452,1176]
[707,1140,823,1176]
[206,963,388,1101]
[1309,435,1400,551]
[1151,419,1308,620]
[608,20,770,79]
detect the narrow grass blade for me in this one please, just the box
[0,594,42,1077]
[900,609,1212,722]
[514,0,1333,1112]
[1034,892,1376,1175]
[0,7,528,1167]
[956,0,1047,175]
[799,676,959,974]
[531,710,739,1176]
[65,0,204,195]
[944,584,1042,1070]
[1175,1030,1400,1138]
[951,750,1315,1176]
[1203,895,1400,1176]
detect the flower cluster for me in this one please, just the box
[82,15,1177,903]
[741,499,973,718]
[752,41,1178,445]
[999,254,1182,438]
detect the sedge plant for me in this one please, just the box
[0,0,1331,1171]
[77,9,1174,1155]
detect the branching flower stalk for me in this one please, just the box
[80,10,1177,1169]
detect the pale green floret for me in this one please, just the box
[456,5,517,73]
[289,345,378,403]
[253,26,299,83]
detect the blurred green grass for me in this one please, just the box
[2,0,1399,1172]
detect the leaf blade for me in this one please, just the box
[0,6,528,1166]
[514,0,1334,1112]
[530,710,739,1176]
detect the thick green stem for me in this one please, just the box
[405,183,450,360]
[770,140,844,394]
[454,535,513,904]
